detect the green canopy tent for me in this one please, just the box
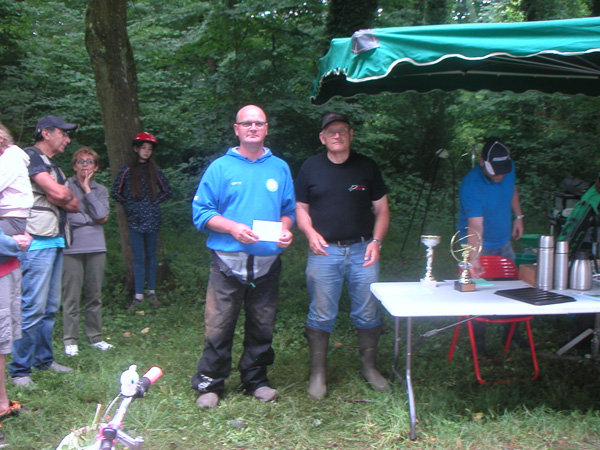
[310,17,600,442]
[310,17,600,105]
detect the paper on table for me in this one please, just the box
[573,292,600,302]
[252,220,282,242]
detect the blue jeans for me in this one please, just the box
[129,229,158,294]
[482,241,516,262]
[305,241,381,333]
[10,247,63,377]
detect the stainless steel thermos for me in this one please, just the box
[570,249,593,291]
[554,241,569,290]
[536,235,554,290]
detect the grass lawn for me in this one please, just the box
[4,225,600,449]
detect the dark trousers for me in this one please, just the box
[128,228,158,294]
[191,256,281,395]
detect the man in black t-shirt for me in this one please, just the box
[295,113,390,400]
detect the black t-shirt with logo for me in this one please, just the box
[295,151,388,242]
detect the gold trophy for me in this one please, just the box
[420,235,441,289]
[450,228,482,292]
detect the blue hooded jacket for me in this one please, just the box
[192,147,295,256]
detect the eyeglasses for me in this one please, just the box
[323,129,350,137]
[236,121,267,129]
[76,159,95,165]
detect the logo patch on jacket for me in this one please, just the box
[266,179,279,192]
[348,185,367,192]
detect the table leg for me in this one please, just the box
[390,317,418,441]
[390,317,402,381]
[592,314,600,360]
[406,317,417,441]
[556,313,600,359]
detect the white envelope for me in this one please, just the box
[252,220,282,242]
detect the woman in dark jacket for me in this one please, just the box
[111,132,172,310]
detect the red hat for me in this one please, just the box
[133,132,158,146]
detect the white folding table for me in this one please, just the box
[370,280,600,440]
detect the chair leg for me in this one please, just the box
[450,316,538,385]
[502,322,517,354]
[525,320,539,381]
[466,320,488,385]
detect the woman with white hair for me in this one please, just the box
[0,123,33,236]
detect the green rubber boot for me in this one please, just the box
[305,325,330,400]
[357,325,389,392]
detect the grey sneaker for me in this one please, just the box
[196,392,219,409]
[127,297,143,310]
[11,376,34,388]
[148,293,160,308]
[47,361,73,373]
[251,386,278,402]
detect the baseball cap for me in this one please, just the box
[320,113,351,131]
[481,140,512,176]
[35,116,78,136]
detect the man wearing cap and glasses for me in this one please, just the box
[457,138,525,355]
[9,116,79,388]
[458,139,524,277]
[295,113,390,400]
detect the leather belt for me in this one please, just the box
[330,234,373,247]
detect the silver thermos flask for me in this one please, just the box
[554,241,569,290]
[570,249,593,291]
[536,235,554,290]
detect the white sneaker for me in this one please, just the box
[65,345,79,356]
[92,341,114,351]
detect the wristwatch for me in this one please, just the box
[372,238,382,249]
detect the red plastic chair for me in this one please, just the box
[448,255,539,385]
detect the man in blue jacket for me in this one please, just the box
[458,139,525,355]
[191,105,295,408]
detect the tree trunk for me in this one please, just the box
[85,0,170,296]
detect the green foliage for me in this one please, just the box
[521,0,590,20]
[0,0,26,75]
[0,1,102,164]
[121,0,331,170]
